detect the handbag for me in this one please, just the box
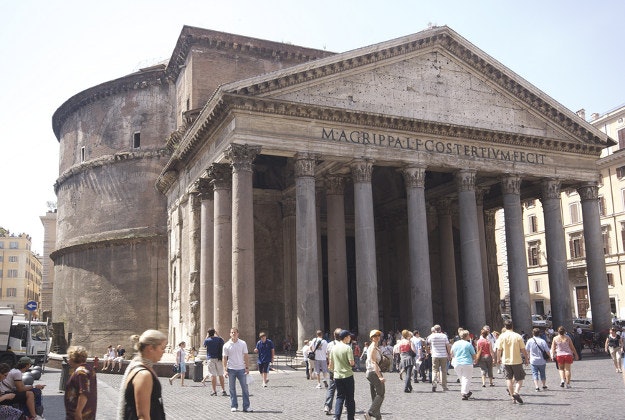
[172,364,179,373]
[533,338,550,360]
[308,338,322,360]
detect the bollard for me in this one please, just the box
[193,360,203,382]
[59,358,70,392]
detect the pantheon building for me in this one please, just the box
[52,25,614,353]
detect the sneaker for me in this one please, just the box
[535,387,540,392]
[482,384,486,388]
[466,391,472,398]
[316,383,323,389]
[542,386,548,390]
[243,408,253,412]
[231,407,237,412]
[560,381,565,388]
[323,379,328,388]
[262,382,267,387]
[222,391,228,396]
[512,393,524,404]
[210,391,217,396]
[324,406,330,415]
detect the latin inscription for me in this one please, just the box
[321,128,546,165]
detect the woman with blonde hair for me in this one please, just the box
[65,345,97,420]
[550,326,578,388]
[118,330,167,420]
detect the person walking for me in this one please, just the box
[323,328,342,416]
[223,328,252,412]
[450,329,476,400]
[310,330,329,389]
[168,342,188,386]
[476,328,495,387]
[605,327,623,373]
[254,332,275,387]
[496,320,529,404]
[397,330,416,393]
[525,327,550,392]
[301,340,312,380]
[364,330,385,420]
[202,329,228,396]
[329,330,355,420]
[118,329,167,420]
[65,345,97,420]
[550,326,579,388]
[427,325,451,392]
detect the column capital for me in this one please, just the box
[577,183,599,202]
[225,144,261,173]
[208,163,232,190]
[501,175,521,195]
[541,178,562,200]
[193,176,213,200]
[401,165,427,188]
[326,175,347,195]
[476,185,490,206]
[351,159,374,183]
[436,197,453,216]
[456,169,476,192]
[294,153,318,177]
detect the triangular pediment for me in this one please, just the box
[220,26,611,148]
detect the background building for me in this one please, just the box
[39,208,57,321]
[0,229,43,315]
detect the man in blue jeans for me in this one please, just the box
[324,328,342,415]
[329,330,355,420]
[223,328,252,412]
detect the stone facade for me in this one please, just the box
[53,25,614,355]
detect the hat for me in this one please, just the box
[338,330,351,340]
[369,329,382,338]
[19,356,33,365]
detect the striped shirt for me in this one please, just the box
[427,332,449,358]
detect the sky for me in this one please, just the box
[1,0,623,254]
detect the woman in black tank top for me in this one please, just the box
[118,330,168,420]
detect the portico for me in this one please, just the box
[156,26,614,348]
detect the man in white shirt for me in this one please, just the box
[310,330,329,389]
[223,328,252,412]
[426,325,451,392]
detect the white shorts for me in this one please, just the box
[207,358,224,377]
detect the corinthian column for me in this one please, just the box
[326,175,349,330]
[541,179,573,332]
[282,195,297,341]
[225,144,260,351]
[437,198,458,331]
[501,175,531,333]
[456,170,485,333]
[196,175,213,358]
[476,187,492,323]
[208,163,232,339]
[578,183,612,332]
[401,165,433,333]
[351,159,379,335]
[295,153,321,347]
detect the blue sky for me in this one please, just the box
[1,0,623,253]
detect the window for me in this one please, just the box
[619,128,625,150]
[603,226,611,255]
[618,166,625,179]
[598,196,606,216]
[527,241,541,266]
[607,273,615,287]
[9,242,18,249]
[133,132,141,149]
[7,270,18,278]
[534,279,542,293]
[569,233,585,259]
[621,222,625,251]
[528,215,538,233]
[80,146,85,163]
[569,202,581,224]
[8,256,17,262]
[6,288,16,297]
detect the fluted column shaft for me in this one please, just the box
[352,159,379,335]
[437,199,459,331]
[295,154,321,347]
[208,163,232,339]
[326,176,349,330]
[456,170,486,333]
[281,196,297,342]
[226,144,260,351]
[578,183,612,332]
[402,165,433,333]
[502,175,531,333]
[476,188,491,324]
[541,179,573,331]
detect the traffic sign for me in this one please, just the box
[25,301,38,311]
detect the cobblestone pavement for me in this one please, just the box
[37,351,625,419]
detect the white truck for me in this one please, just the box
[0,307,50,367]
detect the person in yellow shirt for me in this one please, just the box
[496,320,529,404]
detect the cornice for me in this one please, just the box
[52,68,168,139]
[55,148,171,194]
